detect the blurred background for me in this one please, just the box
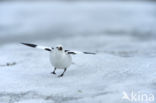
[0,1,156,46]
[1,0,156,55]
[1,0,156,57]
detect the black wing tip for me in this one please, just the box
[67,52,77,55]
[20,42,37,48]
[83,52,96,55]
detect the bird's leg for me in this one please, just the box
[58,68,67,77]
[51,67,56,74]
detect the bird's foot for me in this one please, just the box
[51,72,56,75]
[58,74,64,77]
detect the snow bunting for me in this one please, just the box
[21,43,96,77]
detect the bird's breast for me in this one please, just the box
[50,52,72,68]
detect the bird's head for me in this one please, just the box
[56,45,63,51]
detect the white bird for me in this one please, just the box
[21,43,96,77]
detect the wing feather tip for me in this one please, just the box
[83,52,96,55]
[20,42,37,48]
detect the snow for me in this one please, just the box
[1,36,156,103]
[0,1,156,103]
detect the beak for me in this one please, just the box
[57,47,63,51]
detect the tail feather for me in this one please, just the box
[21,43,52,51]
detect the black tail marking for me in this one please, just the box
[21,43,37,48]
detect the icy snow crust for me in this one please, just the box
[0,1,156,103]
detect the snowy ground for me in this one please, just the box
[0,1,156,103]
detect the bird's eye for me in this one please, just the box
[60,47,62,50]
[56,46,63,50]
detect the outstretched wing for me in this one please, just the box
[65,50,96,55]
[21,43,52,51]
